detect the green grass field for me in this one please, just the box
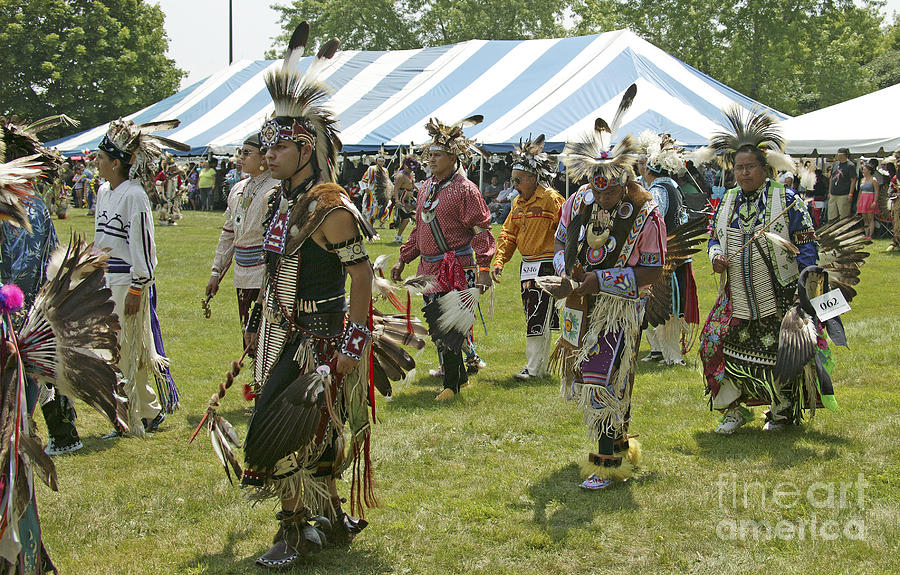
[36,208,899,574]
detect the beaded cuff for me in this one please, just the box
[638,252,662,266]
[339,320,371,361]
[553,249,565,276]
[595,266,638,299]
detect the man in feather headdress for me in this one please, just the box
[698,107,821,433]
[542,84,666,490]
[94,118,188,434]
[491,134,563,380]
[390,116,495,401]
[636,131,699,367]
[239,22,379,569]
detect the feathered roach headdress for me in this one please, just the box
[561,83,640,189]
[99,118,190,192]
[700,105,795,173]
[510,133,556,183]
[259,22,342,183]
[1,114,78,167]
[637,130,686,177]
[424,115,484,158]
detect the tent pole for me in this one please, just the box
[565,171,570,198]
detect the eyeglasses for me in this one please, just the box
[734,163,762,173]
[239,148,258,157]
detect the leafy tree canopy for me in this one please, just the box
[0,0,184,141]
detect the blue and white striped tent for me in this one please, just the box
[49,29,786,156]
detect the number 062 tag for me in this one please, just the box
[809,289,851,321]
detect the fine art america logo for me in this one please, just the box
[715,473,867,541]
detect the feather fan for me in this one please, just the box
[17,236,129,433]
[644,217,708,326]
[814,216,871,303]
[421,287,480,352]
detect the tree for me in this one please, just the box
[270,0,422,54]
[0,0,184,141]
[575,0,888,115]
[270,0,569,54]
[414,0,567,45]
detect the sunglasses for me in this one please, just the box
[239,148,259,157]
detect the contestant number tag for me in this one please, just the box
[520,261,541,281]
[810,289,851,321]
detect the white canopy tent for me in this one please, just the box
[782,84,900,155]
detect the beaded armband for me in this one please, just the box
[594,266,638,299]
[339,321,371,361]
[638,252,663,266]
[245,302,262,333]
[326,235,369,266]
[555,222,567,244]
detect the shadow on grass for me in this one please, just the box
[690,426,852,468]
[386,387,476,411]
[525,463,641,541]
[492,373,556,389]
[74,435,120,455]
[185,527,392,574]
[634,360,697,375]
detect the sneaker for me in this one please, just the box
[514,367,531,381]
[641,351,663,363]
[886,245,897,252]
[579,474,612,490]
[666,359,687,367]
[763,420,787,431]
[142,412,166,432]
[714,407,750,434]
[393,234,403,243]
[435,388,456,401]
[429,366,444,377]
[45,438,83,456]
